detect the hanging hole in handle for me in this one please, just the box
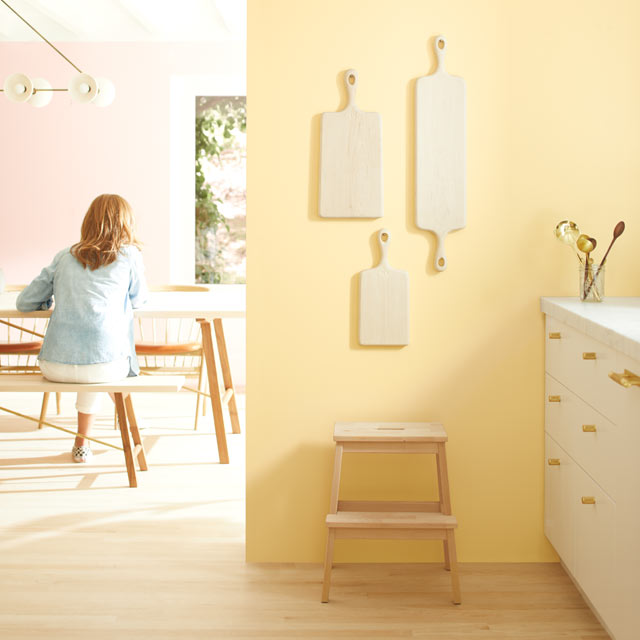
[348,74,356,85]
[381,232,389,242]
[438,257,445,267]
[437,39,445,50]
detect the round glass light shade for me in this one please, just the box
[4,73,34,103]
[69,73,98,103]
[29,78,53,108]
[92,77,115,107]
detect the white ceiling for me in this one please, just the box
[0,0,246,42]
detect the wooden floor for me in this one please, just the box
[0,391,609,639]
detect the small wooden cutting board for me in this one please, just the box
[359,229,409,346]
[415,36,466,271]
[319,69,383,218]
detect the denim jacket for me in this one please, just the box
[16,245,148,376]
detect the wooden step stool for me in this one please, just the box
[321,421,461,604]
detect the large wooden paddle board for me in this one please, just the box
[319,69,383,218]
[415,36,466,271]
[359,230,409,346]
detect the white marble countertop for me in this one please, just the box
[540,297,640,362]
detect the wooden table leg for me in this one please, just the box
[114,392,137,487]
[38,392,49,430]
[197,319,229,464]
[213,318,241,434]
[125,394,147,471]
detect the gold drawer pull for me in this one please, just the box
[582,425,597,432]
[609,369,640,388]
[548,332,561,339]
[581,496,596,505]
[548,395,561,403]
[547,458,561,466]
[582,352,597,360]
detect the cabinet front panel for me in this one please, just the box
[544,434,575,572]
[545,317,619,422]
[545,374,618,500]
[573,463,617,630]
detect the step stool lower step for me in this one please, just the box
[326,511,457,529]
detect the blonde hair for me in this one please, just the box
[71,194,141,270]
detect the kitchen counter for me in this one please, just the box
[540,297,640,362]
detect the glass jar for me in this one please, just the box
[579,263,604,302]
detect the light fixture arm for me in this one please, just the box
[0,0,83,73]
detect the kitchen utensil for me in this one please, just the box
[577,235,597,297]
[415,35,466,271]
[583,221,625,299]
[555,220,583,263]
[319,69,383,218]
[359,229,409,346]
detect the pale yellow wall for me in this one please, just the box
[246,0,640,562]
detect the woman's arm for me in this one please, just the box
[128,247,148,309]
[16,249,67,312]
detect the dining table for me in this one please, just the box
[0,287,246,464]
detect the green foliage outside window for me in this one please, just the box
[195,96,246,283]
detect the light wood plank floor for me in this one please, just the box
[0,391,609,639]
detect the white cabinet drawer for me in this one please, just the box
[544,434,617,631]
[545,317,618,421]
[545,374,618,500]
[573,462,617,627]
[544,434,575,571]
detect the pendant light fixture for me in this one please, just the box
[0,0,115,108]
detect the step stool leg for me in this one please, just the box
[436,442,454,569]
[114,392,137,488]
[321,529,335,603]
[329,444,344,513]
[445,529,461,604]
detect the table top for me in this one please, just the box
[0,288,246,319]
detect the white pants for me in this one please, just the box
[39,359,130,414]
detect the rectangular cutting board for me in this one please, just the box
[359,230,409,346]
[319,69,383,218]
[415,36,466,270]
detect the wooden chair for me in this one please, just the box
[134,285,209,430]
[0,290,60,427]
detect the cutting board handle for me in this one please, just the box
[434,35,447,73]
[344,69,358,108]
[377,228,391,267]
[434,233,447,271]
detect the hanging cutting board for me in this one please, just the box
[319,69,383,218]
[359,229,409,346]
[415,35,466,271]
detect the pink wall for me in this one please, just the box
[0,42,244,284]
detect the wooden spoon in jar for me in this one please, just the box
[584,221,625,298]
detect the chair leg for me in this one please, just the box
[38,392,49,429]
[55,393,61,415]
[445,530,462,604]
[194,358,205,430]
[321,529,336,603]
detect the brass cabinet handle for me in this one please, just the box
[547,458,561,466]
[582,425,597,432]
[609,369,640,388]
[548,395,561,403]
[548,332,561,339]
[581,496,596,505]
[582,352,597,360]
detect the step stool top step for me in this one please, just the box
[326,511,457,529]
[334,422,447,442]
